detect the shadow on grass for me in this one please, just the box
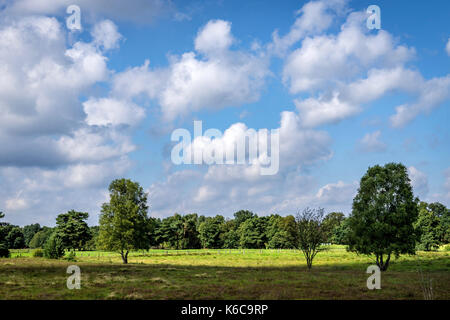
[0,256,449,300]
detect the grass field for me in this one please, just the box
[1,246,449,300]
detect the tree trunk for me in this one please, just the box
[121,250,128,264]
[380,253,390,271]
[376,253,391,271]
[306,253,312,269]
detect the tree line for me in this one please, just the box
[0,163,449,270]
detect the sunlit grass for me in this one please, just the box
[2,246,449,300]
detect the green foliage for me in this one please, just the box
[0,223,10,246]
[266,215,298,249]
[0,213,9,250]
[233,210,256,229]
[98,179,152,263]
[6,227,25,249]
[295,207,327,269]
[32,248,44,257]
[323,212,345,243]
[43,233,65,259]
[65,251,77,262]
[347,163,418,271]
[220,220,239,249]
[3,174,445,259]
[414,202,441,251]
[0,243,10,258]
[160,213,185,249]
[331,218,350,245]
[0,227,8,249]
[428,202,450,244]
[198,215,224,249]
[0,222,25,249]
[85,226,100,250]
[222,229,239,249]
[56,210,91,251]
[23,224,41,248]
[238,217,267,249]
[179,214,201,249]
[29,227,53,249]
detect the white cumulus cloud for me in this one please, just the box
[91,19,122,50]
[280,7,449,128]
[408,166,429,198]
[111,19,270,122]
[0,16,140,225]
[446,38,450,56]
[358,131,387,153]
[83,98,145,127]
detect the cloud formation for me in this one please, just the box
[149,110,335,217]
[1,1,448,226]
[0,0,173,24]
[446,38,450,56]
[280,8,449,128]
[0,16,141,225]
[358,131,387,153]
[408,166,429,199]
[112,19,270,121]
[269,0,348,56]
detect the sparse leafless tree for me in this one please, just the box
[295,207,327,269]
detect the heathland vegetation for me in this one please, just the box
[0,163,449,268]
[0,163,449,299]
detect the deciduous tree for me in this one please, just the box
[198,215,224,249]
[323,212,345,243]
[295,207,327,269]
[98,179,151,264]
[414,202,442,251]
[347,163,418,271]
[238,216,266,249]
[23,224,41,248]
[43,232,65,259]
[56,210,91,251]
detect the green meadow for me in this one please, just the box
[1,246,449,300]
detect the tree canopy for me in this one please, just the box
[323,212,345,243]
[414,202,449,251]
[198,215,224,249]
[98,179,152,263]
[23,224,41,248]
[56,210,91,251]
[0,168,448,267]
[347,163,418,271]
[295,207,327,269]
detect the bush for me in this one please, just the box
[29,228,53,249]
[443,244,450,252]
[0,244,10,258]
[32,248,44,257]
[65,251,77,262]
[43,233,65,259]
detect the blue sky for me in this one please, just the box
[0,0,449,226]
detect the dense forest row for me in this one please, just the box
[1,163,449,268]
[0,201,448,252]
